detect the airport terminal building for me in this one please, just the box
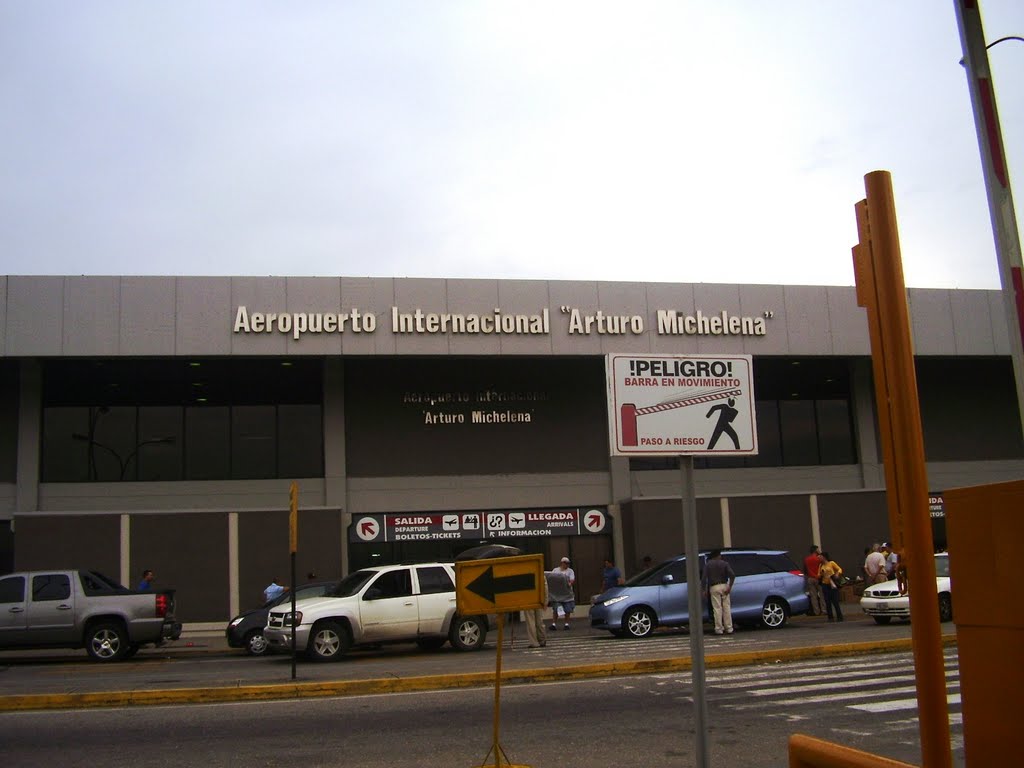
[1,275,1022,627]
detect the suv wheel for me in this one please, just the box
[307,620,351,662]
[450,616,487,651]
[760,598,788,629]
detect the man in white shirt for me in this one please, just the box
[864,545,888,585]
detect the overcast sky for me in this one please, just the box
[2,1,1022,289]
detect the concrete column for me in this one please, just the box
[720,498,731,547]
[15,359,41,514]
[323,358,349,574]
[120,514,130,586]
[228,512,239,617]
[851,358,884,488]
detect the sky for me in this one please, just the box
[1,1,1023,289]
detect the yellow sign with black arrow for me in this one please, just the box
[455,553,546,615]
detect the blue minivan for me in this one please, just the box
[589,549,809,637]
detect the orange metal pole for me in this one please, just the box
[852,170,951,768]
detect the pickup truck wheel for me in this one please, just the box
[244,630,270,656]
[86,622,128,661]
[449,616,487,651]
[307,621,350,662]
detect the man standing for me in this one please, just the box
[803,545,825,617]
[524,574,548,649]
[546,557,576,631]
[600,557,624,593]
[864,544,888,585]
[702,549,736,635]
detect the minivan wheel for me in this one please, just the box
[624,607,655,638]
[307,621,350,662]
[760,598,788,629]
[450,616,487,651]
[938,594,953,623]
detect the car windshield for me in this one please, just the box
[623,561,664,586]
[934,555,950,578]
[326,570,376,598]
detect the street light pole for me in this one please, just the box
[953,1,1024,437]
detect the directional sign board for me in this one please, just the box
[606,353,758,456]
[455,553,546,615]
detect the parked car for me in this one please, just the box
[0,569,180,661]
[860,552,952,624]
[226,581,336,655]
[589,549,809,638]
[263,562,491,662]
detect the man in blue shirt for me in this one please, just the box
[137,569,154,590]
[601,558,624,593]
[264,579,287,603]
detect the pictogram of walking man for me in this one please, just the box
[706,397,740,449]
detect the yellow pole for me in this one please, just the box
[493,613,503,768]
[852,171,951,768]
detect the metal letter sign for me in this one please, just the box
[455,554,546,615]
[606,353,758,456]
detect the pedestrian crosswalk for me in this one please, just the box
[637,649,962,730]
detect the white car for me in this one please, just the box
[263,562,491,661]
[860,553,952,625]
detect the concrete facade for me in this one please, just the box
[1,276,1022,626]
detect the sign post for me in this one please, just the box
[289,481,298,681]
[456,554,544,768]
[607,353,757,768]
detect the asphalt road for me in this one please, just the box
[0,647,965,768]
[0,612,938,697]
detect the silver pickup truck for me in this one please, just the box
[0,569,182,661]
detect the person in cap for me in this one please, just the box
[546,557,576,630]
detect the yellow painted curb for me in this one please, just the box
[0,634,957,712]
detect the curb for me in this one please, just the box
[0,635,957,712]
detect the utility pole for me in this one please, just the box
[954,0,1024,438]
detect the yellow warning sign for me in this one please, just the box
[455,554,545,615]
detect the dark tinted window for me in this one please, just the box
[0,361,18,483]
[32,574,71,601]
[780,400,819,466]
[725,555,759,577]
[416,566,455,594]
[366,569,412,599]
[40,358,324,483]
[816,399,855,465]
[231,405,276,479]
[0,576,25,603]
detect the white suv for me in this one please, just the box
[263,562,490,662]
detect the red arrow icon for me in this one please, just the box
[586,513,602,530]
[361,521,377,536]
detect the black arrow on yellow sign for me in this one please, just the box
[466,567,536,604]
